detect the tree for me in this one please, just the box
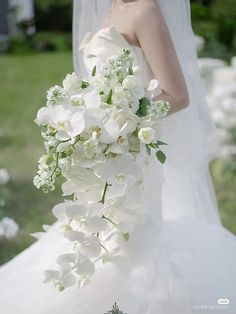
[34,0,73,31]
[211,0,236,49]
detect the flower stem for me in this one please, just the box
[102,215,117,226]
[50,152,60,180]
[99,243,110,253]
[101,182,109,204]
[72,136,80,147]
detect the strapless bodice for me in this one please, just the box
[78,26,156,90]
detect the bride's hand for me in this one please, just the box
[134,1,189,114]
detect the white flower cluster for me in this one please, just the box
[46,85,66,106]
[34,48,170,291]
[0,217,19,239]
[147,100,171,118]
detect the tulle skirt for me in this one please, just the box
[0,159,236,314]
[0,216,236,314]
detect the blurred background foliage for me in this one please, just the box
[191,0,236,60]
[2,0,236,58]
[0,0,235,265]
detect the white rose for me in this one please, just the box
[138,127,155,144]
[112,85,129,109]
[122,75,144,100]
[63,72,81,95]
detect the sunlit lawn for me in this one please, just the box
[0,52,235,265]
[0,52,72,264]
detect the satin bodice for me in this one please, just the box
[78,26,155,89]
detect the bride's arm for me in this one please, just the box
[134,2,189,114]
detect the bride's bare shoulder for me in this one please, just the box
[134,0,162,24]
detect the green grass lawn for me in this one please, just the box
[0,52,235,265]
[0,52,72,264]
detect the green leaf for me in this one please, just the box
[128,65,133,75]
[137,97,150,117]
[80,80,89,89]
[92,66,96,76]
[146,144,151,155]
[148,143,156,149]
[106,89,113,105]
[156,150,166,164]
[156,140,168,146]
[123,232,130,241]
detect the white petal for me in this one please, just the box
[85,216,108,233]
[65,204,87,220]
[52,202,67,219]
[62,273,77,287]
[56,142,71,153]
[84,89,101,109]
[120,120,136,136]
[100,118,120,144]
[68,112,85,137]
[66,230,86,242]
[43,270,60,283]
[81,240,101,258]
[108,182,128,199]
[56,253,76,265]
[35,106,52,125]
[55,130,71,141]
[62,181,77,196]
[147,79,159,91]
[76,259,95,276]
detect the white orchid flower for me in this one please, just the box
[36,104,85,141]
[85,216,108,233]
[83,87,101,109]
[44,264,76,291]
[75,254,95,276]
[52,201,73,220]
[79,236,102,258]
[50,105,85,141]
[94,153,137,183]
[65,203,87,220]
[99,117,120,144]
[106,136,129,154]
[35,105,54,126]
[52,201,88,221]
[83,107,107,130]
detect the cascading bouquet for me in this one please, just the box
[34,48,170,291]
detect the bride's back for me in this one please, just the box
[100,0,158,48]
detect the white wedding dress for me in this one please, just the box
[0,26,236,314]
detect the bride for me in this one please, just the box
[0,0,236,313]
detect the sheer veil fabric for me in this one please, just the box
[73,0,221,224]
